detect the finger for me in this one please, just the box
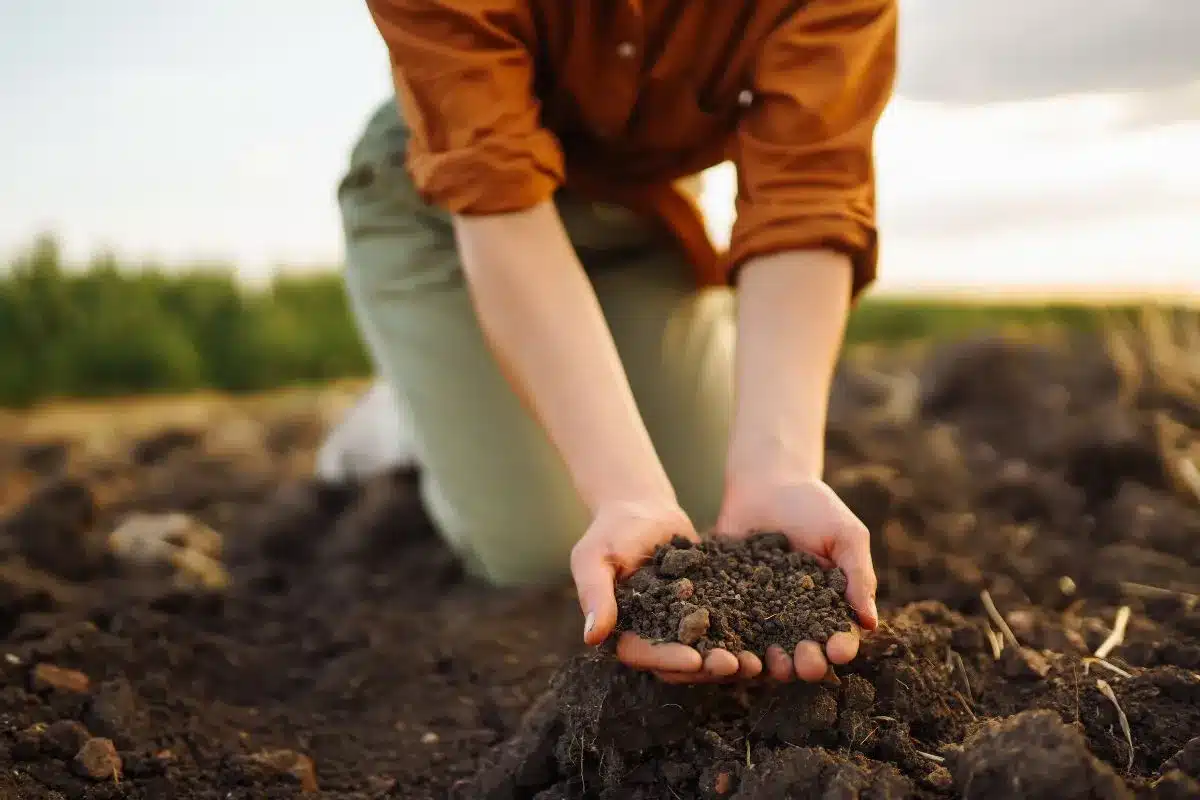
[830,523,879,631]
[766,645,794,682]
[825,625,861,665]
[703,648,741,678]
[570,541,618,645]
[737,651,763,679]
[794,640,828,682]
[617,632,703,672]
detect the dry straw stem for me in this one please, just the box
[1177,458,1200,504]
[1153,412,1200,506]
[979,590,1021,651]
[1120,581,1200,610]
[1094,606,1132,661]
[1083,658,1133,680]
[1101,311,1143,406]
[949,649,972,697]
[984,626,1004,660]
[1095,679,1135,771]
[1103,306,1200,423]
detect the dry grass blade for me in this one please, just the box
[1096,679,1135,772]
[1094,606,1132,660]
[985,626,1004,659]
[1119,582,1200,609]
[915,750,945,763]
[1177,458,1200,505]
[1083,658,1134,680]
[1101,311,1143,406]
[949,650,972,697]
[952,689,977,720]
[980,590,1021,650]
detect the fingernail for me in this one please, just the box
[584,611,596,639]
[869,597,879,624]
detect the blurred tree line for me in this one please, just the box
[0,235,371,407]
[0,234,1170,409]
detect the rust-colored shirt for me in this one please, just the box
[365,0,897,295]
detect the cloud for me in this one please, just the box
[897,0,1200,104]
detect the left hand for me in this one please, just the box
[653,476,879,684]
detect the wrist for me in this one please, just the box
[726,450,823,495]
[727,421,826,484]
[579,466,679,518]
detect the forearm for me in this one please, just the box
[453,202,675,512]
[726,250,854,483]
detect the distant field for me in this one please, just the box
[3,234,1196,409]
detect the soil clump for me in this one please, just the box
[617,533,855,654]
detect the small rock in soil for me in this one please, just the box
[108,511,223,563]
[30,663,90,694]
[617,532,855,655]
[947,710,1131,800]
[73,737,122,782]
[677,607,710,645]
[108,512,229,591]
[247,748,319,793]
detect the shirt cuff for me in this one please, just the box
[726,203,878,299]
[406,128,566,215]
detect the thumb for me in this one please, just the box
[570,541,619,646]
[830,523,879,631]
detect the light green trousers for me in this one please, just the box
[337,100,735,586]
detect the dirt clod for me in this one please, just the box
[948,710,1131,800]
[84,677,139,743]
[659,547,707,577]
[72,737,122,782]
[43,720,92,759]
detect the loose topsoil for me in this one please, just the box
[616,533,856,654]
[0,331,1198,799]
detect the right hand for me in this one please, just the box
[570,501,764,682]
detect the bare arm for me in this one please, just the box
[726,249,852,485]
[719,249,879,683]
[452,201,677,515]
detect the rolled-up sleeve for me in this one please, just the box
[366,0,564,214]
[728,0,897,296]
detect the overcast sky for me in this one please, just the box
[1,0,1197,294]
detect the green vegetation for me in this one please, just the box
[0,236,370,407]
[0,235,1183,408]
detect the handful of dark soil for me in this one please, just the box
[616,532,855,656]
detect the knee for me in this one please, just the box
[421,478,585,588]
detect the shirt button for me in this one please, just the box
[616,42,636,59]
[737,89,754,107]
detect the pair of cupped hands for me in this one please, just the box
[570,478,879,684]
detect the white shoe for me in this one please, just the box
[315,379,419,483]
